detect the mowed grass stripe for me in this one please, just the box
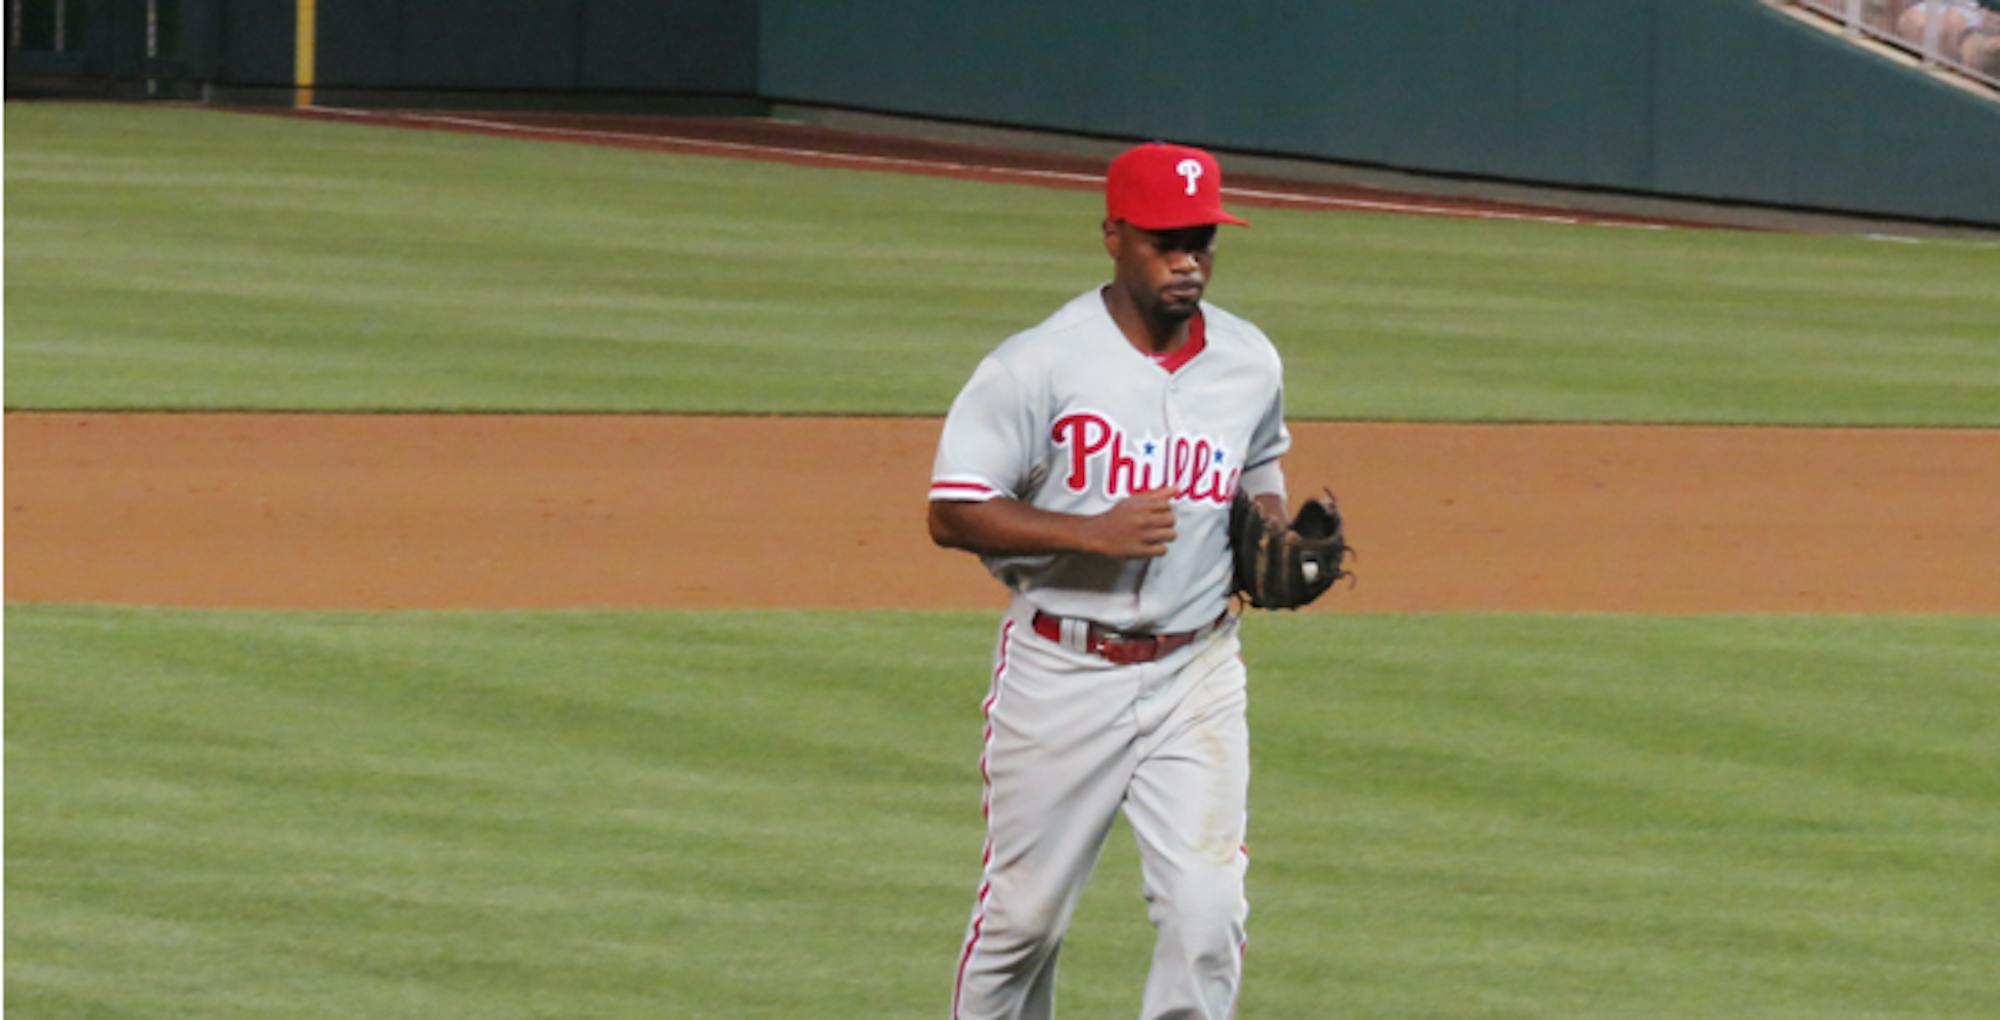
[6,102,1999,423]
[7,606,1996,1017]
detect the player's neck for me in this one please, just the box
[1100,285,1189,356]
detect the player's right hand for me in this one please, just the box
[1085,485,1178,558]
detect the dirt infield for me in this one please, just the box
[9,413,1996,613]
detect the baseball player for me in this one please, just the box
[928,142,1294,1019]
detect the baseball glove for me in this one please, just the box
[1228,489,1351,610]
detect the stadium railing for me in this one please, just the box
[1783,0,2000,91]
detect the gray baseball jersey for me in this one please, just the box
[929,287,1290,632]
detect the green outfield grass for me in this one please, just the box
[8,97,1997,1020]
[8,606,1996,1018]
[7,102,1999,424]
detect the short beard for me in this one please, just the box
[1151,291,1200,324]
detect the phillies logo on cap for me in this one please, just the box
[1106,142,1249,230]
[1175,158,1202,195]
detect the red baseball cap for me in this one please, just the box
[1105,142,1248,230]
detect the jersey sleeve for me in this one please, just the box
[1239,458,1287,500]
[930,355,1043,502]
[1245,377,1291,469]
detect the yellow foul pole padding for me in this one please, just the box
[295,0,317,107]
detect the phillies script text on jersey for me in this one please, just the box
[1053,411,1239,504]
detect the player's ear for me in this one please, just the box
[1102,219,1122,259]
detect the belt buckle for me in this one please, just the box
[1098,633,1157,665]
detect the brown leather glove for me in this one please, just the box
[1228,489,1352,609]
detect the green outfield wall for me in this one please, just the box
[10,0,1997,224]
[308,0,756,96]
[757,0,2000,225]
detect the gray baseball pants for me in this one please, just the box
[951,598,1251,1019]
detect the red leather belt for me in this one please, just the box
[1031,609,1230,665]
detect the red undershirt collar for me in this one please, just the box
[1146,310,1206,374]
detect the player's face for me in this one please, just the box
[1106,222,1217,322]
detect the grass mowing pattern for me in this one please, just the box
[8,103,2000,423]
[9,606,1996,1017]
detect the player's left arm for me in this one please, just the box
[1240,457,1288,524]
[1242,347,1293,523]
[1228,357,1352,607]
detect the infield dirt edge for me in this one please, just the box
[9,412,1997,614]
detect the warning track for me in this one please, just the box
[269,106,1726,231]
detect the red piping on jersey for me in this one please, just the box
[1147,309,1206,374]
[955,618,1014,1018]
[931,481,995,496]
[1227,935,1248,1020]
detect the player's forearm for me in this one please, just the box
[929,498,1107,556]
[1241,459,1287,519]
[931,489,1179,559]
[932,496,1160,556]
[1235,457,1289,524]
